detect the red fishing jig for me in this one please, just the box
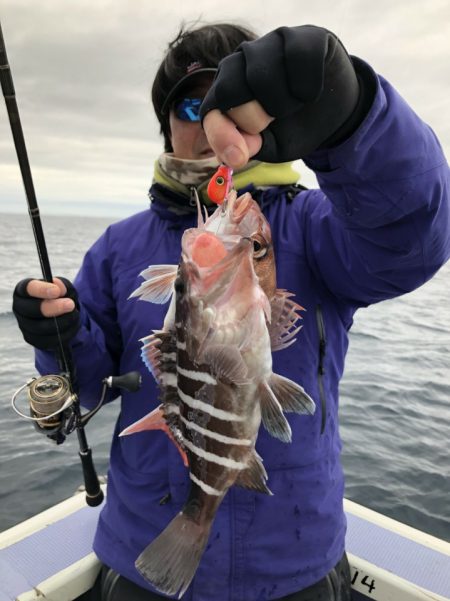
[207,165,234,205]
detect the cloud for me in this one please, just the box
[0,0,448,217]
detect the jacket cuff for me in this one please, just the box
[320,56,378,149]
[303,58,381,172]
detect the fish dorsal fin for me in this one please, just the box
[235,450,272,495]
[259,382,292,443]
[206,344,248,384]
[129,264,178,304]
[269,373,316,415]
[140,332,163,380]
[269,289,304,352]
[140,330,176,383]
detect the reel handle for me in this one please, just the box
[105,371,142,392]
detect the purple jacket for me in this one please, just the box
[37,64,449,600]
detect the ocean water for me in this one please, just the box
[0,212,449,541]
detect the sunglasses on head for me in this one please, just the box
[173,97,203,122]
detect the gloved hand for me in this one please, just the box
[200,25,372,165]
[13,277,80,350]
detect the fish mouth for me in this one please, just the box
[182,231,253,298]
[202,192,271,246]
[183,228,243,266]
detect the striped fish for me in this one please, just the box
[122,190,315,597]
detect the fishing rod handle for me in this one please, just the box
[79,447,104,507]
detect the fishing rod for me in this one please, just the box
[0,20,141,506]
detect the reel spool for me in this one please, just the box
[28,375,74,429]
[12,374,76,436]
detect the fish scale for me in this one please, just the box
[175,328,250,494]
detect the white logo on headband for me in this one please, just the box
[186,61,203,74]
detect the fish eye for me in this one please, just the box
[252,238,268,259]
[216,176,225,186]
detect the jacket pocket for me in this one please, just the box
[315,304,327,434]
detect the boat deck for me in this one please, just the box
[0,494,449,600]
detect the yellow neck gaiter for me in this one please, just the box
[153,157,301,206]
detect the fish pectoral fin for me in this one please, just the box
[269,373,316,415]
[205,344,248,384]
[128,264,178,304]
[269,289,304,352]
[235,451,272,495]
[259,382,292,443]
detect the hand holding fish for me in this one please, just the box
[201,25,368,167]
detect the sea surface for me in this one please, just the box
[0,212,449,541]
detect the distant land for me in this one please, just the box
[0,199,148,219]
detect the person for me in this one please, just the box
[12,22,450,601]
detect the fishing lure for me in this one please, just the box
[207,164,234,205]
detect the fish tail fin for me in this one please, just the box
[136,512,211,598]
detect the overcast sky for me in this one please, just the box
[0,0,449,217]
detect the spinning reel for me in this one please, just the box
[11,370,141,506]
[12,371,141,442]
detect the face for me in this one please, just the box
[168,76,215,160]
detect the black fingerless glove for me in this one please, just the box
[200,25,375,161]
[13,277,81,350]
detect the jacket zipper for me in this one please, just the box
[315,304,327,434]
[189,186,198,207]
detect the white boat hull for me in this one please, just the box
[0,493,449,600]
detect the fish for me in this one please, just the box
[122,173,315,598]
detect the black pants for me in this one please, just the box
[83,553,351,601]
